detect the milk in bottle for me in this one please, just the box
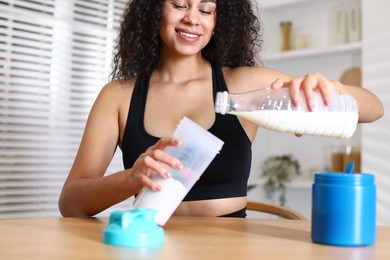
[215,88,358,138]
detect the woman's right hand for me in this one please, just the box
[129,137,183,192]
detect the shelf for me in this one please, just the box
[261,0,325,10]
[263,42,362,62]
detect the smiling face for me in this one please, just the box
[160,0,217,57]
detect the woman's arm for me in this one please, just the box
[58,82,131,217]
[270,72,384,123]
[224,66,384,124]
[58,81,182,217]
[335,81,384,123]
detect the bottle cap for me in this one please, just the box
[215,91,229,114]
[102,208,164,247]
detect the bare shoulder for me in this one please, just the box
[221,66,292,93]
[94,78,136,106]
[100,78,136,98]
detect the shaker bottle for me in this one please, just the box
[214,88,358,138]
[311,163,376,246]
[133,117,224,226]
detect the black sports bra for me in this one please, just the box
[121,64,252,201]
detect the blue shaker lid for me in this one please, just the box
[314,172,374,186]
[102,208,164,247]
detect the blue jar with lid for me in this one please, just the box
[311,171,376,246]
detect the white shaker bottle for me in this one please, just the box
[215,88,358,138]
[133,117,224,226]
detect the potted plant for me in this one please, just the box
[261,154,301,206]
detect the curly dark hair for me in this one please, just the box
[110,0,262,80]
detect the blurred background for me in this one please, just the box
[0,0,389,225]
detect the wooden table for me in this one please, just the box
[0,216,389,259]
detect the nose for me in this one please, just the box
[182,8,200,25]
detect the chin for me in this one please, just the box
[175,46,204,56]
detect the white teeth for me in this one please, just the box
[178,31,198,38]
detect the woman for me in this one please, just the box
[58,0,383,218]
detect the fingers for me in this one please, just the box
[139,174,162,192]
[143,154,171,179]
[151,137,183,170]
[301,73,333,107]
[153,137,182,150]
[272,73,337,111]
[300,74,318,111]
[270,78,285,89]
[271,77,304,107]
[289,78,303,107]
[130,137,184,192]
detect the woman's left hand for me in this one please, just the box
[270,72,341,112]
[269,72,343,137]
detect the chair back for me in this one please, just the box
[246,200,306,220]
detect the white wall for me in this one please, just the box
[361,0,390,226]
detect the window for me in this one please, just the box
[0,0,129,219]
